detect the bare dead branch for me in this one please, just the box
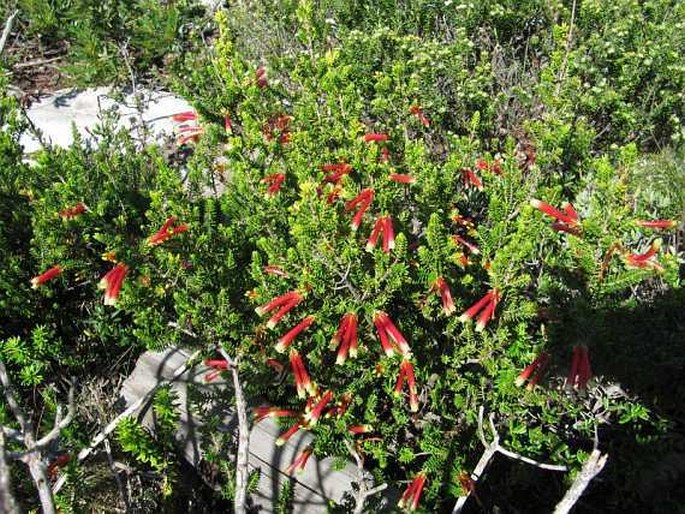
[52,349,201,494]
[0,430,18,514]
[344,440,388,514]
[452,406,567,514]
[0,10,19,56]
[553,449,608,514]
[218,347,249,514]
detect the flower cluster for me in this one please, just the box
[148,216,189,246]
[459,289,500,332]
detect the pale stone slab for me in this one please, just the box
[120,347,365,513]
[19,87,193,154]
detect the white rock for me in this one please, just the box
[20,87,194,154]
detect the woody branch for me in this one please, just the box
[452,406,567,514]
[0,360,75,514]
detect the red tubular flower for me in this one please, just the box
[409,104,430,126]
[276,315,315,353]
[254,406,297,424]
[262,173,286,197]
[172,111,198,122]
[566,345,593,391]
[530,198,581,234]
[366,216,385,252]
[47,454,71,479]
[331,313,358,364]
[304,390,333,426]
[264,265,288,278]
[289,349,316,398]
[389,173,416,184]
[285,447,313,475]
[400,359,419,412]
[515,352,550,389]
[256,66,268,88]
[462,168,483,190]
[624,239,663,271]
[345,189,374,231]
[398,473,427,511]
[326,186,342,205]
[59,202,87,220]
[373,313,395,357]
[452,234,480,254]
[459,289,500,332]
[322,163,352,184]
[364,133,389,143]
[255,291,301,316]
[31,265,63,289]
[382,216,395,252]
[276,422,304,446]
[380,146,391,163]
[474,159,489,171]
[99,263,129,306]
[636,219,677,229]
[434,276,456,315]
[374,311,411,356]
[148,216,189,246]
[224,115,232,133]
[348,424,373,435]
[177,125,204,145]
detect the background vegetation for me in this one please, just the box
[1,0,684,512]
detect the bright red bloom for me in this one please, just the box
[635,219,677,229]
[224,115,232,133]
[462,168,483,190]
[566,345,593,391]
[395,359,419,412]
[254,406,297,424]
[366,215,395,253]
[99,263,129,306]
[348,424,373,435]
[47,454,71,479]
[433,276,456,315]
[624,239,663,271]
[345,188,374,231]
[171,111,198,122]
[263,114,291,144]
[326,186,342,205]
[530,199,581,234]
[409,104,430,127]
[364,133,389,143]
[276,422,305,446]
[255,291,301,316]
[322,163,352,184]
[459,289,500,332]
[331,313,359,364]
[304,390,333,426]
[285,447,312,475]
[452,234,480,255]
[30,265,63,289]
[59,202,87,220]
[374,311,411,356]
[148,216,189,246]
[515,352,550,389]
[262,173,286,197]
[388,173,416,184]
[398,473,427,511]
[289,349,316,398]
[264,265,288,278]
[256,66,268,88]
[176,124,204,145]
[204,359,230,381]
[276,315,315,353]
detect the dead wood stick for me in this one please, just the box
[553,449,608,514]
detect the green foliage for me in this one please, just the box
[1,0,207,86]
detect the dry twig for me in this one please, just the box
[217,347,250,514]
[344,440,388,514]
[553,449,608,514]
[451,406,567,514]
[0,10,19,56]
